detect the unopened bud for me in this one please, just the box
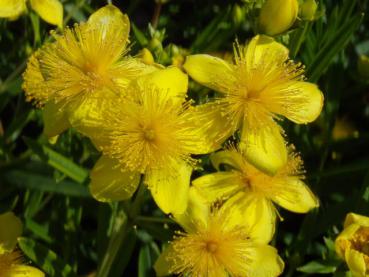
[138,48,155,65]
[258,0,299,36]
[300,0,318,21]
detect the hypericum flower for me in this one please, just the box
[258,0,298,36]
[75,67,218,214]
[0,0,63,28]
[192,147,319,239]
[335,213,369,277]
[0,212,44,277]
[184,35,324,175]
[154,188,284,277]
[23,4,156,138]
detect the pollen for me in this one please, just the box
[167,211,252,277]
[99,87,200,174]
[0,250,22,276]
[23,12,135,106]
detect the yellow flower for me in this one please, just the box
[0,212,44,277]
[258,0,299,36]
[184,35,324,175]
[335,213,369,277]
[0,0,63,28]
[192,147,319,240]
[74,67,217,214]
[23,4,156,138]
[154,188,284,277]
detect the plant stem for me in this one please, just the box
[97,181,146,277]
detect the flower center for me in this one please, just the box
[205,241,218,253]
[143,128,156,141]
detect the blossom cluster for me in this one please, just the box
[19,3,327,276]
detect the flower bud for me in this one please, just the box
[300,0,318,21]
[138,48,155,65]
[358,55,369,78]
[336,213,369,277]
[258,0,299,36]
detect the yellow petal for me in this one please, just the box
[10,265,45,277]
[240,117,287,176]
[271,178,319,213]
[258,0,298,36]
[154,244,175,277]
[261,81,324,124]
[210,150,244,171]
[136,67,188,105]
[0,0,26,18]
[183,54,236,94]
[173,187,209,233]
[244,35,289,69]
[89,155,140,202]
[344,213,369,228]
[223,192,276,244]
[87,4,130,45]
[335,224,361,259]
[345,248,367,277]
[0,212,22,253]
[247,244,284,277]
[30,0,63,28]
[145,160,192,214]
[65,93,117,149]
[192,172,243,204]
[42,101,70,138]
[188,102,237,152]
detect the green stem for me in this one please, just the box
[97,181,146,277]
[290,21,311,59]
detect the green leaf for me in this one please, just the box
[298,260,338,274]
[24,218,53,243]
[306,8,363,81]
[18,237,76,277]
[24,138,88,183]
[138,244,152,277]
[1,170,90,197]
[132,23,149,46]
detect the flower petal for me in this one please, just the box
[247,244,284,277]
[30,0,63,28]
[240,116,287,176]
[11,265,45,277]
[136,67,188,105]
[87,4,129,44]
[244,35,289,69]
[270,178,319,213]
[344,213,369,228]
[42,101,70,138]
[210,150,245,171]
[0,0,26,18]
[335,223,361,259]
[345,248,366,277]
[173,187,209,233]
[192,172,243,204]
[260,81,324,124]
[186,102,236,153]
[223,192,276,244]
[145,160,192,214]
[0,212,22,253]
[154,244,175,277]
[90,155,140,202]
[183,54,236,94]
